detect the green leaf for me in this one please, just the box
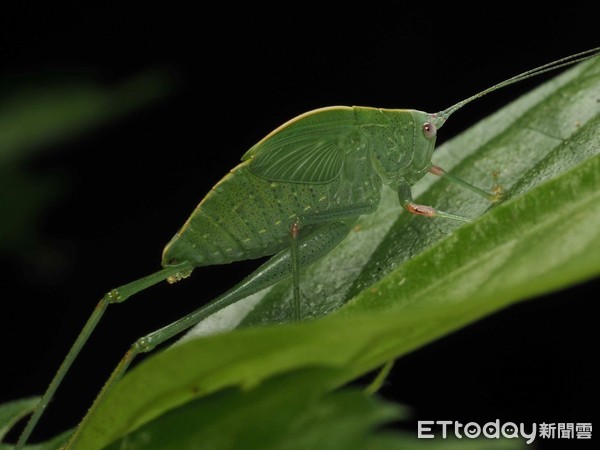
[23,58,600,449]
[104,370,404,450]
[0,397,70,450]
[104,371,523,449]
[0,397,39,442]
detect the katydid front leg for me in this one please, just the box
[397,180,471,223]
[64,219,357,448]
[398,165,502,223]
[428,164,503,202]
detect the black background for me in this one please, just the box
[0,3,597,448]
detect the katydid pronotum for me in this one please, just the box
[15,48,599,449]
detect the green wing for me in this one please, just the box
[244,106,362,184]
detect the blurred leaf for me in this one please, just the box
[0,397,70,450]
[0,166,57,253]
[0,70,174,253]
[0,397,38,442]
[0,71,173,164]
[105,370,404,450]
[369,432,526,450]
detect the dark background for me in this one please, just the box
[0,3,597,448]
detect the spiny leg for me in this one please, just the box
[65,221,356,448]
[14,263,192,450]
[289,202,375,321]
[428,164,503,202]
[290,222,301,322]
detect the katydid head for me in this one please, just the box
[401,109,439,183]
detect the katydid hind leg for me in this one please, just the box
[64,220,356,448]
[14,264,191,450]
[288,202,374,321]
[290,221,301,321]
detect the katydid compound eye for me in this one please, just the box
[422,122,436,139]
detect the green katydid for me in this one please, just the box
[15,47,599,449]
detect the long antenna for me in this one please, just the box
[434,47,599,126]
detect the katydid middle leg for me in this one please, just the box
[397,180,471,222]
[64,219,359,448]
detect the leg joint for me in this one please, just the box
[405,203,437,217]
[134,336,157,353]
[106,289,123,304]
